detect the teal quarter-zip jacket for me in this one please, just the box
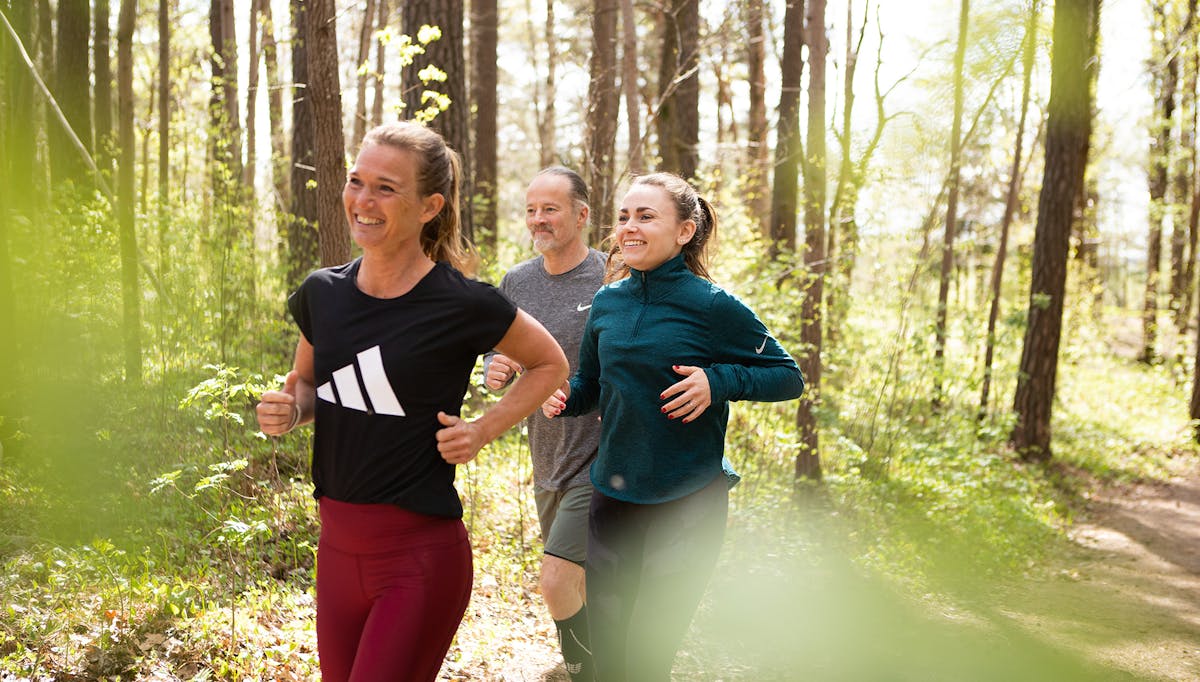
[562,254,805,504]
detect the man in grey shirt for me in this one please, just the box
[484,167,605,681]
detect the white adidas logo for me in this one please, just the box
[316,345,406,416]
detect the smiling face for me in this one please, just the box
[615,184,696,272]
[525,173,588,257]
[342,143,444,254]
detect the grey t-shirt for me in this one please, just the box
[485,249,607,490]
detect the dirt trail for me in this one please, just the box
[995,461,1200,681]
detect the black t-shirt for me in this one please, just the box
[289,258,517,518]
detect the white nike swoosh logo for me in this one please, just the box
[576,303,592,312]
[755,336,768,354]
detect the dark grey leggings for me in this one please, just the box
[586,476,729,681]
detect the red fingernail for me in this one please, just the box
[661,406,667,413]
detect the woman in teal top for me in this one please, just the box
[543,172,804,680]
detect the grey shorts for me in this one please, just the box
[534,484,592,565]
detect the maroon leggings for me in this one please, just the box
[317,497,473,682]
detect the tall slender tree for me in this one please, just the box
[352,0,378,149]
[933,0,970,408]
[307,0,350,267]
[51,0,92,186]
[981,0,1040,419]
[402,0,472,242]
[586,0,620,243]
[795,0,826,482]
[768,0,804,259]
[209,0,242,187]
[118,0,142,383]
[261,0,289,209]
[1143,1,1180,363]
[288,0,320,286]
[744,0,770,237]
[1010,0,1100,461]
[656,0,700,179]
[471,0,498,250]
[621,0,643,173]
[4,0,35,203]
[94,0,114,170]
[371,0,388,128]
[1171,0,1199,331]
[244,0,260,200]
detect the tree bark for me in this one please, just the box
[402,0,472,243]
[981,0,1039,419]
[674,0,700,179]
[933,0,969,409]
[586,0,620,244]
[209,0,242,189]
[118,0,142,384]
[157,0,170,261]
[352,0,378,149]
[306,0,351,267]
[288,0,320,286]
[655,4,679,173]
[94,0,113,170]
[743,0,769,237]
[1172,0,1198,331]
[261,0,289,209]
[51,0,92,186]
[371,0,388,128]
[1010,0,1099,461]
[767,0,804,259]
[621,0,642,173]
[1143,2,1178,363]
[244,0,260,200]
[795,0,825,482]
[471,0,498,251]
[4,0,36,203]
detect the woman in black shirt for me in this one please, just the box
[256,121,567,681]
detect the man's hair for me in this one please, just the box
[535,166,590,209]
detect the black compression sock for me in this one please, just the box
[554,606,594,681]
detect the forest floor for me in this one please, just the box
[446,457,1200,681]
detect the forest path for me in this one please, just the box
[451,460,1200,681]
[993,459,1200,681]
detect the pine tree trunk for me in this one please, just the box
[795,0,825,482]
[621,0,642,173]
[655,4,679,174]
[675,0,699,180]
[244,0,260,199]
[261,0,288,209]
[351,0,377,149]
[371,0,388,128]
[4,0,36,203]
[767,0,804,259]
[288,0,320,286]
[118,0,142,384]
[586,0,620,244]
[306,0,350,268]
[51,0,92,186]
[94,0,114,171]
[744,0,769,239]
[401,0,472,243]
[157,0,170,263]
[1010,0,1099,461]
[471,0,498,251]
[981,0,1039,419]
[934,0,969,409]
[1143,3,1178,363]
[209,0,242,190]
